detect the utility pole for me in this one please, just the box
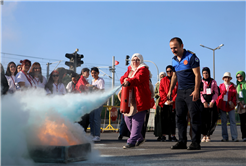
[111,56,115,106]
[46,62,52,79]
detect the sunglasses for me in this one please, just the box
[236,76,243,79]
[52,75,59,77]
[166,70,172,73]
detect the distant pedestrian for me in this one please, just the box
[89,67,105,142]
[216,72,238,142]
[167,37,202,150]
[5,61,17,93]
[200,67,219,142]
[154,72,166,141]
[235,71,246,142]
[158,65,178,142]
[120,53,152,149]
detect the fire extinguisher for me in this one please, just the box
[120,86,131,114]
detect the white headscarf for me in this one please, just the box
[130,53,149,78]
[155,72,166,86]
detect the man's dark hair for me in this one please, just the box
[170,37,183,46]
[81,68,90,74]
[91,67,99,73]
[166,65,174,71]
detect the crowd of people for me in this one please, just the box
[119,37,246,150]
[1,37,245,150]
[0,60,105,142]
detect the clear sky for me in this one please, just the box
[1,0,245,89]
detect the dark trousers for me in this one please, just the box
[239,113,246,139]
[201,105,218,136]
[175,88,202,144]
[119,114,131,137]
[162,105,176,135]
[78,113,90,132]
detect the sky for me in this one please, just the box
[1,0,246,89]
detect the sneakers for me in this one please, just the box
[243,138,246,142]
[161,136,166,142]
[187,142,201,150]
[171,136,178,142]
[135,138,145,146]
[123,143,135,149]
[232,139,239,142]
[92,136,101,142]
[206,136,211,142]
[201,136,206,142]
[171,142,187,149]
[221,138,228,142]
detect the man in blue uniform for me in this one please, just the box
[167,37,202,150]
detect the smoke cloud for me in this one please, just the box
[1,86,121,165]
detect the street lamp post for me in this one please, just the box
[200,44,224,80]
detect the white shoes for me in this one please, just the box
[92,136,101,142]
[206,136,211,142]
[201,136,206,142]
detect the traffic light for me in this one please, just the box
[76,54,84,67]
[65,53,76,71]
[125,55,130,66]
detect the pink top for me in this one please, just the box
[200,79,218,103]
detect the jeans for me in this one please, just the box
[90,105,103,137]
[220,109,238,140]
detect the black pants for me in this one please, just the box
[162,105,176,135]
[78,113,90,132]
[201,104,218,136]
[239,112,246,139]
[175,88,202,144]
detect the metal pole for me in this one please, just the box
[111,56,115,106]
[46,63,51,79]
[144,60,160,81]
[213,50,215,79]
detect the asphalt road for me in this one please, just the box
[38,126,246,166]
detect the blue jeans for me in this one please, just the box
[90,105,103,137]
[220,109,238,140]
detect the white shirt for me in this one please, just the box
[32,76,47,89]
[91,77,105,90]
[66,81,74,93]
[46,83,66,95]
[5,75,16,93]
[15,71,36,88]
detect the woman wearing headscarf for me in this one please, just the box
[154,71,166,141]
[158,65,178,142]
[216,72,238,142]
[5,61,17,93]
[236,71,246,142]
[120,53,152,149]
[200,67,219,142]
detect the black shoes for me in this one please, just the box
[118,135,123,140]
[161,136,166,142]
[123,143,135,149]
[221,138,229,142]
[171,142,187,149]
[187,142,201,150]
[157,136,161,141]
[171,136,178,142]
[135,138,145,146]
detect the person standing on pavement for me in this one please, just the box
[158,65,178,142]
[236,71,246,142]
[216,72,238,142]
[154,72,166,141]
[200,67,219,143]
[29,62,47,89]
[5,61,17,93]
[167,37,202,150]
[120,53,152,149]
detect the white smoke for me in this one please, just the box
[1,86,121,165]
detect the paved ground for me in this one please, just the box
[40,126,246,166]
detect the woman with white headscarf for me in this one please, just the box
[121,53,152,149]
[154,71,166,141]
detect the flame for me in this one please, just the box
[37,118,80,146]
